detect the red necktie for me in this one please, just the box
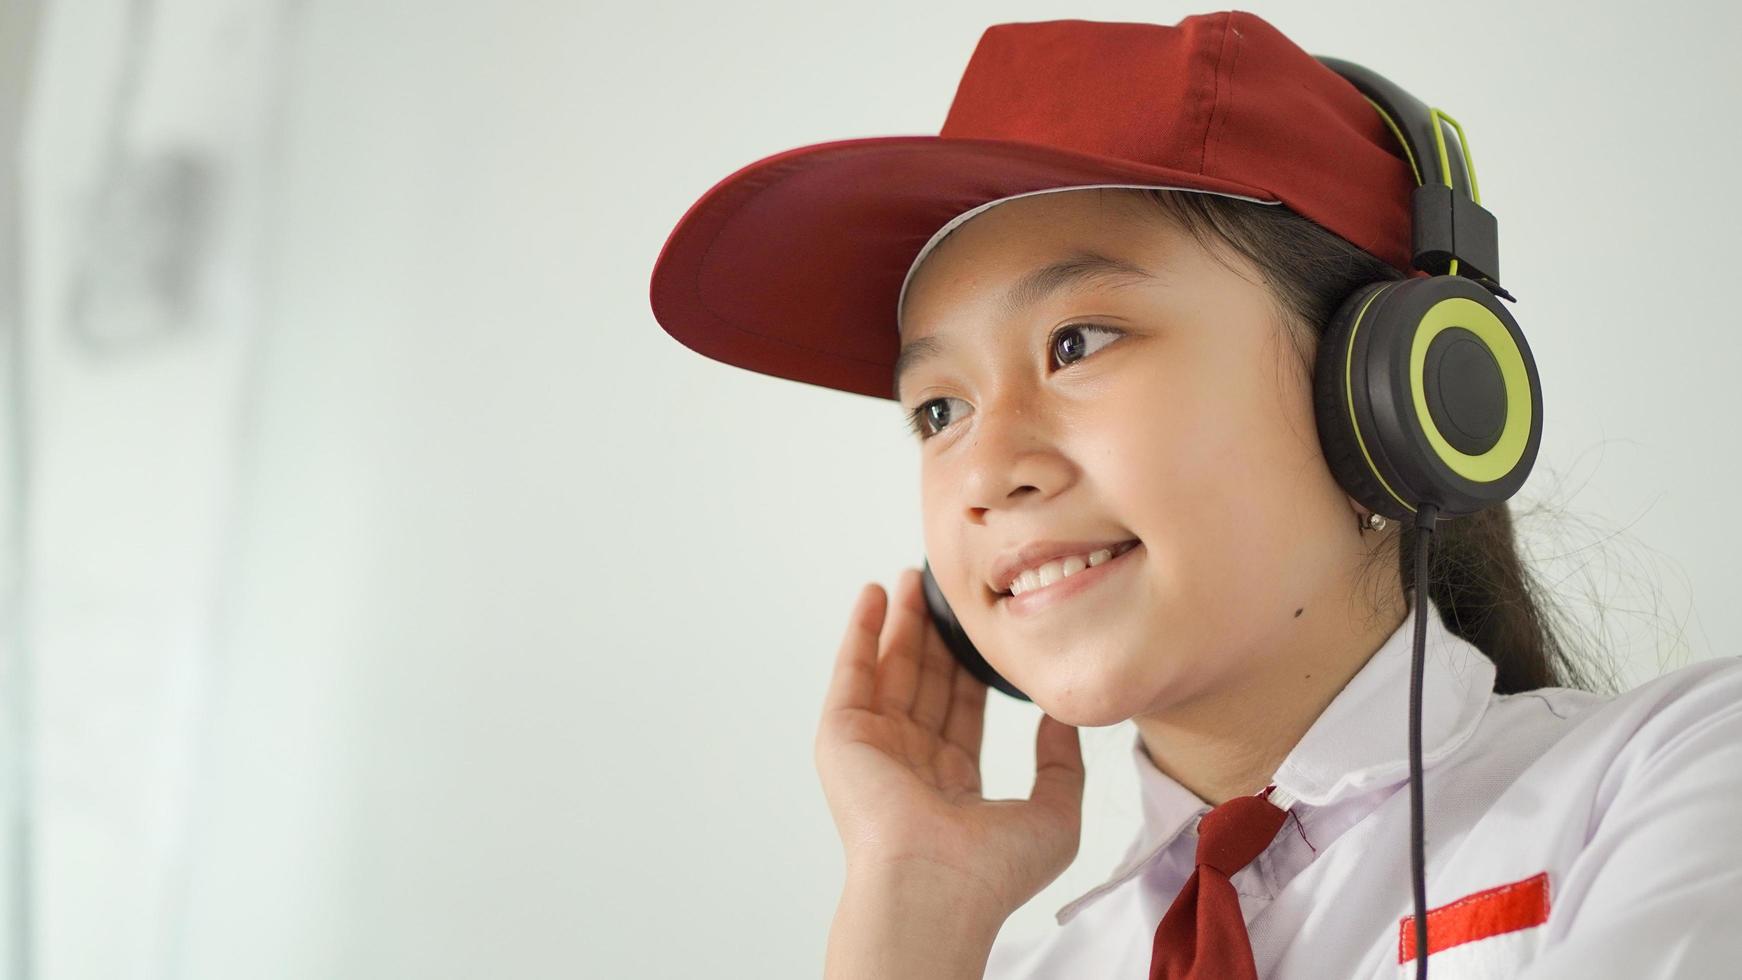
[1148,786,1291,980]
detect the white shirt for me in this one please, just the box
[984,594,1742,978]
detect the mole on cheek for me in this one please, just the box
[1294,607,1303,618]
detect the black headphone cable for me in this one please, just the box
[1408,502,1441,979]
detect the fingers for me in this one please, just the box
[822,583,885,717]
[1029,713,1085,818]
[871,568,926,716]
[943,647,988,759]
[909,572,958,734]
[824,568,983,748]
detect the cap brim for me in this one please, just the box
[649,135,1279,402]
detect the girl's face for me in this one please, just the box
[897,188,1381,728]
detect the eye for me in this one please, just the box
[905,396,972,441]
[903,323,1125,442]
[1049,322,1124,368]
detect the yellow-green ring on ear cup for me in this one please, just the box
[1315,275,1543,522]
[1410,296,1531,483]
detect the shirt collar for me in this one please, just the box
[1054,591,1496,925]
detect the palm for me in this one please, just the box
[841,704,981,801]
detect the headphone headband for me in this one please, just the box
[1314,56,1508,296]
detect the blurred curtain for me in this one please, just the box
[2,2,44,977]
[9,0,295,977]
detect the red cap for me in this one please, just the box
[648,10,1415,402]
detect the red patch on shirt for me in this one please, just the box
[1398,870,1551,963]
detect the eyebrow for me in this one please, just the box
[893,250,1159,401]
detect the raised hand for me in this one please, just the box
[813,567,1086,920]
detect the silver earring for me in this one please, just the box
[1360,511,1389,532]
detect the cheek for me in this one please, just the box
[1076,379,1294,608]
[917,470,973,604]
[1078,382,1230,529]
[1109,350,1311,516]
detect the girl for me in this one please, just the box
[648,11,1742,979]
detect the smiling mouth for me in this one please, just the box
[996,539,1141,598]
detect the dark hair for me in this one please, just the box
[1136,188,1622,696]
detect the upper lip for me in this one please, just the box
[988,538,1139,595]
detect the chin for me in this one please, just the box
[996,634,1150,726]
[1021,670,1151,728]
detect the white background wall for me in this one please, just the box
[11,0,1740,978]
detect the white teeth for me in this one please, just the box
[1008,548,1119,597]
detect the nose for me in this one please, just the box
[958,392,1075,524]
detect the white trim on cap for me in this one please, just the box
[895,183,1282,328]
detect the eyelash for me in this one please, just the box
[902,323,1125,441]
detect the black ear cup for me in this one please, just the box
[1313,275,1543,523]
[919,559,1030,702]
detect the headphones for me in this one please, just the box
[916,56,1544,705]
